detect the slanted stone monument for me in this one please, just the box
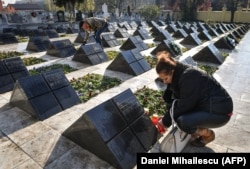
[63,88,160,169]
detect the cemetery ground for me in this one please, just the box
[0,21,250,169]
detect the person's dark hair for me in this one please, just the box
[79,20,84,30]
[156,51,176,75]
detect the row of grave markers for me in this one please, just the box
[0,20,249,169]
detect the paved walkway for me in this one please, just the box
[0,26,249,169]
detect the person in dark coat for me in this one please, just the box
[156,50,233,147]
[79,17,109,47]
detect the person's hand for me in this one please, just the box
[151,115,167,134]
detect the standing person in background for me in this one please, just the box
[79,17,109,48]
[88,10,94,17]
[155,50,233,147]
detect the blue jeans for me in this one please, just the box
[176,111,231,134]
[94,22,109,47]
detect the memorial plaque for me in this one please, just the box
[180,33,202,46]
[0,60,9,75]
[193,43,224,65]
[66,27,79,34]
[0,33,18,44]
[107,49,151,76]
[74,32,96,44]
[45,29,59,38]
[214,36,235,50]
[105,22,118,32]
[232,29,242,39]
[150,26,163,37]
[181,56,198,67]
[130,113,160,151]
[208,27,220,37]
[176,21,183,28]
[120,36,148,51]
[0,74,15,94]
[26,36,51,52]
[151,40,182,57]
[216,26,225,34]
[53,86,81,109]
[63,88,159,169]
[9,74,62,120]
[56,26,67,33]
[172,29,188,39]
[4,57,27,73]
[153,29,174,42]
[157,20,166,26]
[114,28,130,38]
[10,68,80,120]
[129,21,138,29]
[102,34,120,47]
[0,57,29,93]
[165,24,178,33]
[42,69,69,90]
[72,43,108,65]
[46,39,76,58]
[198,30,212,41]
[228,33,239,44]
[133,29,151,40]
[112,88,144,123]
[29,29,46,37]
[28,92,63,120]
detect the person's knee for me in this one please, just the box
[176,116,196,134]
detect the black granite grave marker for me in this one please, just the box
[45,29,59,38]
[133,28,151,40]
[46,39,76,58]
[74,32,96,44]
[198,30,212,41]
[208,27,220,37]
[42,69,81,109]
[26,35,51,52]
[216,26,225,34]
[0,33,18,44]
[129,21,138,29]
[9,74,62,120]
[153,29,174,42]
[102,34,120,47]
[180,32,202,46]
[66,27,79,34]
[107,49,151,76]
[120,36,148,51]
[0,57,29,94]
[165,24,178,33]
[10,69,80,120]
[72,43,108,65]
[63,88,159,169]
[105,22,118,32]
[193,43,224,65]
[214,36,235,50]
[151,40,182,57]
[172,29,188,39]
[28,29,46,37]
[114,28,130,38]
[56,26,67,33]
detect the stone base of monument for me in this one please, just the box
[0,57,29,94]
[107,49,151,76]
[63,88,160,169]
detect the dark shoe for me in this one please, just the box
[191,130,215,147]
